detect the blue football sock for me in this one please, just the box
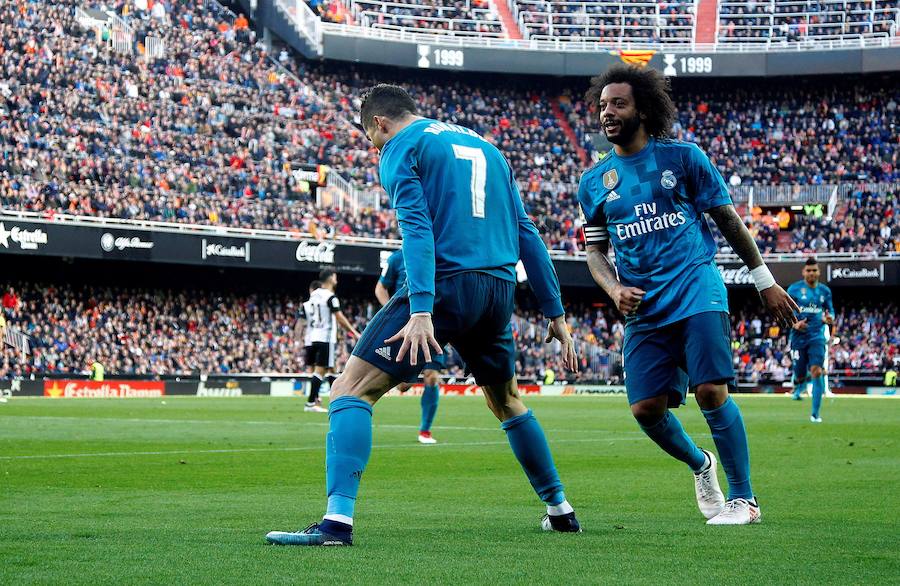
[501,410,565,506]
[792,381,806,399]
[419,384,439,432]
[639,410,707,472]
[702,397,753,500]
[324,396,373,524]
[811,376,824,418]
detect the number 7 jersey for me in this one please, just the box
[378,117,562,317]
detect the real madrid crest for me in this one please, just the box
[603,169,619,190]
[661,169,677,190]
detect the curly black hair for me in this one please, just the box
[585,65,676,138]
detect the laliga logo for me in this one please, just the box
[0,222,48,250]
[296,241,336,264]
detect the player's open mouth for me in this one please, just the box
[603,121,620,133]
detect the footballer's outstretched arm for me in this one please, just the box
[516,216,564,319]
[707,204,799,326]
[380,144,441,365]
[513,183,576,371]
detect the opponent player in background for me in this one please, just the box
[303,270,360,413]
[376,249,442,444]
[267,84,580,546]
[578,65,799,525]
[786,258,834,422]
[297,280,321,408]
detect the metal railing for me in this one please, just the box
[276,0,324,51]
[318,18,900,51]
[516,0,696,42]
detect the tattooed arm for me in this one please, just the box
[707,204,799,327]
[706,204,764,269]
[586,241,644,315]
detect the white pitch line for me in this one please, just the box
[0,415,646,435]
[0,436,643,461]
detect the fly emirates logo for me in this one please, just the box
[614,202,686,241]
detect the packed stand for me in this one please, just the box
[718,0,899,43]
[733,299,899,383]
[349,0,504,37]
[516,0,695,42]
[1,1,898,250]
[0,0,378,237]
[0,281,625,381]
[789,190,900,254]
[3,281,896,383]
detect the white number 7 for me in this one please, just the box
[452,144,487,219]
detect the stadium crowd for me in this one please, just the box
[717,0,898,43]
[1,0,898,251]
[1,281,896,384]
[307,0,503,36]
[515,0,696,42]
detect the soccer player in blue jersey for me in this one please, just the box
[266,85,580,546]
[786,258,834,422]
[578,66,799,525]
[376,248,444,444]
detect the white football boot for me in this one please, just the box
[707,498,761,525]
[694,449,726,520]
[304,404,327,413]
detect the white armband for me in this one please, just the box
[750,265,776,292]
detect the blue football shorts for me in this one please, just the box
[791,337,826,382]
[354,271,515,385]
[623,311,735,407]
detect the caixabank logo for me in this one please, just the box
[0,222,48,250]
[201,239,250,262]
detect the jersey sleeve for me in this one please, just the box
[578,173,608,245]
[512,167,564,318]
[825,286,835,314]
[327,295,341,314]
[380,137,435,314]
[684,144,732,212]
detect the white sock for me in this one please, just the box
[323,514,353,526]
[546,500,574,516]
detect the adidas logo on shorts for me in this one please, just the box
[375,346,392,360]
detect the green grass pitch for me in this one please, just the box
[1,395,898,584]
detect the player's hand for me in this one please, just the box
[545,315,578,372]
[793,319,808,332]
[823,312,834,326]
[611,284,646,316]
[760,284,799,329]
[385,313,442,366]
